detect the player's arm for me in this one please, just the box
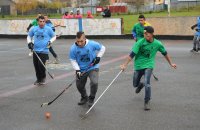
[120,41,140,71]
[159,44,177,69]
[132,26,137,40]
[120,51,135,71]
[97,45,106,58]
[27,23,33,32]
[191,24,197,30]
[47,28,56,48]
[27,28,34,50]
[164,54,177,69]
[91,42,106,65]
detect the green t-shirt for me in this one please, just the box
[132,38,167,70]
[132,23,144,41]
[132,22,151,41]
[31,19,38,26]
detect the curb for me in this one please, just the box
[0,34,193,40]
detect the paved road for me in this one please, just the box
[0,39,200,130]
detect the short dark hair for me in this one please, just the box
[76,31,84,39]
[38,15,45,20]
[138,14,145,19]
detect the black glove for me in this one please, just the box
[28,42,34,50]
[47,41,52,48]
[195,28,200,32]
[76,70,82,80]
[92,57,100,66]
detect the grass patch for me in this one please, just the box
[0,8,199,34]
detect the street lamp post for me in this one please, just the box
[91,0,93,14]
[168,0,171,17]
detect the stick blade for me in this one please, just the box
[79,114,87,120]
[41,102,49,107]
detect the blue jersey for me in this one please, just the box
[46,20,55,32]
[69,40,102,72]
[195,17,200,36]
[28,25,55,54]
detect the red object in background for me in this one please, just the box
[108,6,127,13]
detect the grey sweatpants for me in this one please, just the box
[76,69,99,99]
[192,35,200,50]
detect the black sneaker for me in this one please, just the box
[190,49,197,52]
[88,97,94,107]
[144,101,150,111]
[34,80,39,85]
[135,83,144,94]
[39,78,46,85]
[78,97,88,105]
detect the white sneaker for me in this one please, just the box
[28,51,33,56]
[52,58,59,64]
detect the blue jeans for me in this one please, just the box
[133,68,153,102]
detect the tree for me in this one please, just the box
[15,0,38,15]
[48,0,65,13]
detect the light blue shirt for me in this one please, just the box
[69,40,102,72]
[28,25,55,54]
[195,17,200,36]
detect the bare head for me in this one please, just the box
[37,13,42,18]
[77,10,80,15]
[43,14,48,22]
[138,14,145,25]
[76,32,86,47]
[38,16,45,28]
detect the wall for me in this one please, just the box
[147,16,197,36]
[0,18,122,35]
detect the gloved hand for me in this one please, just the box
[47,41,52,48]
[76,70,82,80]
[191,26,194,30]
[28,42,34,50]
[92,57,100,66]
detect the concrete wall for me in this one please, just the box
[147,16,197,36]
[0,18,122,35]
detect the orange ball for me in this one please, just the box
[45,112,51,119]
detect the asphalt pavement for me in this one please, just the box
[0,38,199,130]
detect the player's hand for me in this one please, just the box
[92,57,100,66]
[47,41,52,48]
[171,63,177,69]
[76,70,82,80]
[28,42,34,50]
[120,64,127,71]
[191,27,194,30]
[195,28,199,32]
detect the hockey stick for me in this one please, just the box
[80,70,123,119]
[56,32,63,38]
[41,78,76,107]
[152,73,158,81]
[41,64,93,107]
[33,51,54,79]
[54,25,66,28]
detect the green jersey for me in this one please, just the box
[31,19,38,26]
[132,22,151,41]
[132,38,167,70]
